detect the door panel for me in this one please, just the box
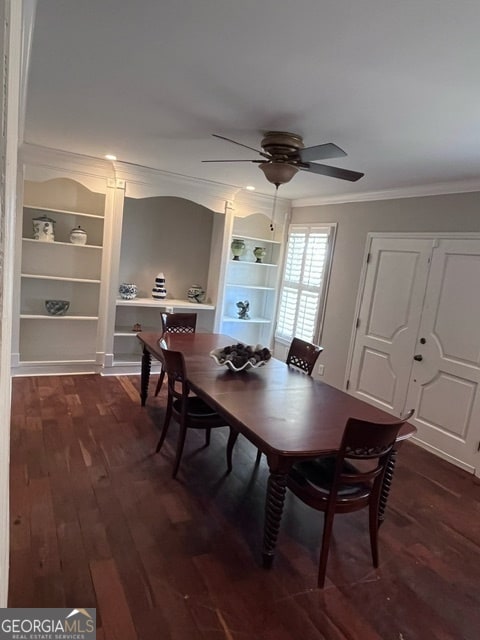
[405,239,480,469]
[349,238,432,415]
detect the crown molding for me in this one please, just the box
[20,144,289,216]
[21,143,116,190]
[113,160,239,212]
[292,179,480,208]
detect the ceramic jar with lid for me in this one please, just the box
[32,215,55,242]
[70,225,88,245]
[187,284,206,303]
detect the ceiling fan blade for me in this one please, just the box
[301,162,364,182]
[212,134,271,159]
[299,143,347,162]
[202,159,263,163]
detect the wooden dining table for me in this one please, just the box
[137,331,416,567]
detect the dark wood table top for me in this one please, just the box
[138,331,417,566]
[137,331,416,458]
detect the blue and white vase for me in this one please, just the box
[152,272,167,300]
[119,283,138,300]
[187,284,206,303]
[32,215,55,242]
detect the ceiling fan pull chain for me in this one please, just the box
[270,185,279,232]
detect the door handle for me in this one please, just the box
[413,354,423,361]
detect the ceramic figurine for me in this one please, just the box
[236,300,250,320]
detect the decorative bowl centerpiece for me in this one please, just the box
[210,343,272,372]
[45,299,70,316]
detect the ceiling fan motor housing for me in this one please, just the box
[261,131,305,159]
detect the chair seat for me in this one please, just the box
[289,456,371,498]
[173,396,219,418]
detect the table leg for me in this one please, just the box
[140,346,152,406]
[262,470,288,568]
[378,448,397,528]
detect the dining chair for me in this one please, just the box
[154,312,197,397]
[286,337,324,375]
[286,409,415,588]
[155,345,234,478]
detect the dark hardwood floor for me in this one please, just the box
[9,374,480,639]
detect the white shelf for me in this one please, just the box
[232,234,281,245]
[24,205,104,219]
[225,283,275,291]
[19,358,97,365]
[222,316,271,324]
[114,326,157,336]
[228,260,277,267]
[115,297,215,310]
[22,238,102,250]
[21,273,101,284]
[20,314,99,320]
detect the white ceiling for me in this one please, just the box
[24,0,480,202]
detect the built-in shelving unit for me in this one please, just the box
[218,215,285,346]
[15,177,107,373]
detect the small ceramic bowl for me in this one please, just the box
[45,300,70,316]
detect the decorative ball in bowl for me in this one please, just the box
[45,300,70,316]
[210,343,272,372]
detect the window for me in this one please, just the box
[275,223,336,344]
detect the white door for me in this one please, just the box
[404,238,480,471]
[348,237,433,415]
[349,235,480,473]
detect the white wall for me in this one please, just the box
[120,196,215,300]
[293,191,480,388]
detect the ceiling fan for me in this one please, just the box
[203,131,364,186]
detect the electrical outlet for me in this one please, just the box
[317,364,325,376]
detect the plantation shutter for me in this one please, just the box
[275,224,336,344]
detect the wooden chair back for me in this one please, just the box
[154,313,197,396]
[286,337,323,375]
[287,409,415,587]
[161,312,197,334]
[161,345,189,404]
[155,345,234,478]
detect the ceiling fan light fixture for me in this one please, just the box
[259,162,298,186]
